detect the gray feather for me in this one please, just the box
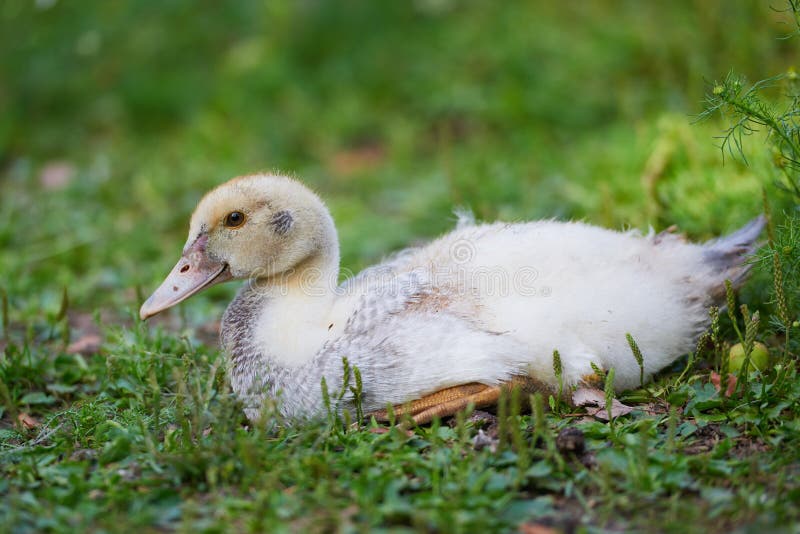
[702,215,766,292]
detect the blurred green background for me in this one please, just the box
[0,0,795,318]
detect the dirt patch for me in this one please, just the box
[682,423,771,457]
[682,424,726,454]
[730,436,769,458]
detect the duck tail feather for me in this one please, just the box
[702,215,766,290]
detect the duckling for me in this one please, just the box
[140,174,764,422]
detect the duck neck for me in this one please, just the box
[276,240,340,302]
[222,209,344,418]
[254,234,341,350]
[224,252,341,419]
[266,203,341,304]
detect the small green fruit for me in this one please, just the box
[728,342,769,373]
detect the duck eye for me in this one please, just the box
[224,211,246,228]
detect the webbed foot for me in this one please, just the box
[369,376,548,425]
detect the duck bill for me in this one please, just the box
[139,243,232,321]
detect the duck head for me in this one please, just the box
[139,174,338,320]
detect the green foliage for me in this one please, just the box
[626,333,645,388]
[701,68,800,201]
[603,368,616,431]
[1,1,800,532]
[552,349,563,401]
[758,213,800,347]
[698,3,800,204]
[699,0,800,361]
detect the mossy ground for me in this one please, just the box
[1,2,799,532]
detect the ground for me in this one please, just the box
[1,1,799,532]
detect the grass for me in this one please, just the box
[1,1,800,532]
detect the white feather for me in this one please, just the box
[193,174,764,418]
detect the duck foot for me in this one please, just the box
[370,383,500,425]
[369,376,547,425]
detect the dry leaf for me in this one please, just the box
[710,371,737,398]
[18,413,40,429]
[725,374,738,397]
[67,334,102,355]
[330,143,385,176]
[572,387,633,421]
[39,161,75,190]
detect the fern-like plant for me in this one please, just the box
[700,0,800,354]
